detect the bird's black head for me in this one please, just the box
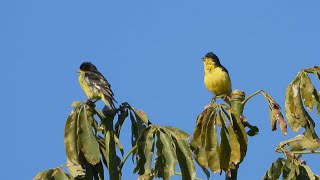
[204,52,220,64]
[79,62,98,72]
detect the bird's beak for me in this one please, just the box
[76,69,81,73]
[202,57,205,61]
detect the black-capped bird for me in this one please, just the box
[202,52,232,104]
[77,62,117,110]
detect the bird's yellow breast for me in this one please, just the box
[204,63,231,96]
[79,72,101,99]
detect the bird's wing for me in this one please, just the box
[84,71,117,102]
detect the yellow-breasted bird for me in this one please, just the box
[77,62,117,110]
[202,52,232,104]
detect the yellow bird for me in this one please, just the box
[202,52,232,104]
[77,62,117,110]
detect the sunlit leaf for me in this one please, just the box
[66,158,85,178]
[79,105,100,165]
[230,112,248,162]
[52,168,72,180]
[285,81,303,132]
[114,134,124,156]
[64,109,80,165]
[131,107,151,125]
[300,72,320,114]
[206,120,220,173]
[227,125,241,166]
[165,126,190,140]
[192,106,215,148]
[219,125,231,171]
[33,169,54,180]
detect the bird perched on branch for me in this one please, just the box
[202,52,232,104]
[77,62,117,111]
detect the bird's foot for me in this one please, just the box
[85,100,96,107]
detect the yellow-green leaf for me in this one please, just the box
[64,109,80,165]
[79,105,100,165]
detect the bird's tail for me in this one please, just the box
[101,94,117,112]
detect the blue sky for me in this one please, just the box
[2,1,320,179]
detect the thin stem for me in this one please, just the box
[242,90,262,106]
[174,172,203,180]
[119,145,137,170]
[276,150,320,155]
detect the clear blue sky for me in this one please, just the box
[2,1,320,179]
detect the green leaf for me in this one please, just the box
[219,125,231,171]
[174,138,196,180]
[52,168,72,180]
[285,81,302,132]
[227,124,241,166]
[262,158,284,180]
[155,130,177,179]
[33,169,54,180]
[99,131,110,168]
[165,126,190,140]
[134,127,155,178]
[300,72,320,114]
[114,134,124,156]
[299,134,320,151]
[299,164,316,180]
[206,119,220,173]
[64,109,80,165]
[131,107,151,125]
[66,158,85,178]
[115,109,129,137]
[78,105,100,165]
[230,111,248,162]
[192,106,215,148]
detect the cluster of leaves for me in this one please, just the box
[263,157,320,180]
[134,125,195,180]
[264,66,320,179]
[191,104,248,174]
[34,101,196,180]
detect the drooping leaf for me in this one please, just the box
[299,164,316,180]
[134,127,156,178]
[285,80,302,132]
[191,106,215,148]
[174,137,196,180]
[261,91,288,135]
[300,72,320,114]
[206,118,220,173]
[230,111,248,162]
[219,125,231,171]
[64,109,80,165]
[115,108,129,137]
[165,126,190,140]
[78,105,100,165]
[262,158,284,180]
[154,130,177,179]
[227,124,241,166]
[114,134,124,156]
